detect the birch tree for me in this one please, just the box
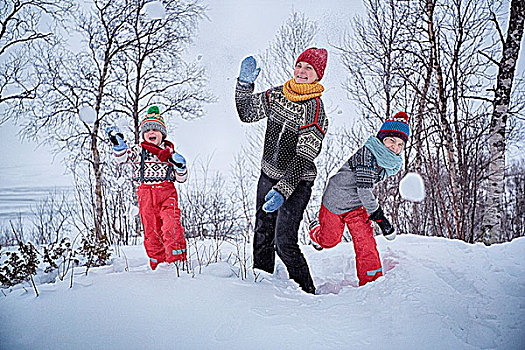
[482,0,525,245]
[115,0,212,144]
[0,0,75,124]
[257,10,318,88]
[21,0,137,240]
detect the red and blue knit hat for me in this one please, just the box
[140,106,167,138]
[377,112,410,143]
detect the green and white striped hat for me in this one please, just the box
[140,106,167,138]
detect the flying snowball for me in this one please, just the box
[143,1,166,20]
[399,172,425,202]
[79,106,96,124]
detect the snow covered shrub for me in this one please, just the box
[42,237,79,281]
[76,231,112,272]
[179,162,241,240]
[0,241,40,295]
[0,224,18,247]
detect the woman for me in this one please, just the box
[235,48,328,294]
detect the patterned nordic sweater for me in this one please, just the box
[235,80,328,199]
[113,144,187,184]
[321,145,386,216]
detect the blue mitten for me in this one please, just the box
[239,56,261,84]
[105,126,127,151]
[262,189,284,213]
[112,136,127,152]
[170,153,186,172]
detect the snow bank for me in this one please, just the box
[1,235,524,350]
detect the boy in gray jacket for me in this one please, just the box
[309,112,410,286]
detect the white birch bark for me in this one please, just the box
[482,0,525,245]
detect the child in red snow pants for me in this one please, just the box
[137,181,186,269]
[311,204,383,286]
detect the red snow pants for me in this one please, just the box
[137,181,186,269]
[311,204,383,286]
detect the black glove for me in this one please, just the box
[368,206,395,238]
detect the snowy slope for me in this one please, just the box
[1,235,524,350]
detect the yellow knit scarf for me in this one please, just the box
[282,79,324,102]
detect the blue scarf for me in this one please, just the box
[364,136,403,177]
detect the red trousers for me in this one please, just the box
[137,182,186,269]
[311,204,383,286]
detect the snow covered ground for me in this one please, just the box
[1,234,524,350]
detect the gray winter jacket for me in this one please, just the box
[322,145,386,216]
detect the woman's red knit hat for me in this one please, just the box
[296,47,328,80]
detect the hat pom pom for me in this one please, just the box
[148,105,160,115]
[393,111,408,121]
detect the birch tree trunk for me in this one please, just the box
[432,6,462,240]
[413,0,435,174]
[482,0,525,245]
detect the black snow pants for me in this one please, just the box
[253,172,316,294]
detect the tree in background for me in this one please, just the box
[19,0,138,241]
[107,0,212,239]
[337,0,411,126]
[16,0,211,243]
[114,0,212,144]
[482,0,525,245]
[336,0,524,243]
[257,10,318,88]
[399,0,496,242]
[0,0,75,125]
